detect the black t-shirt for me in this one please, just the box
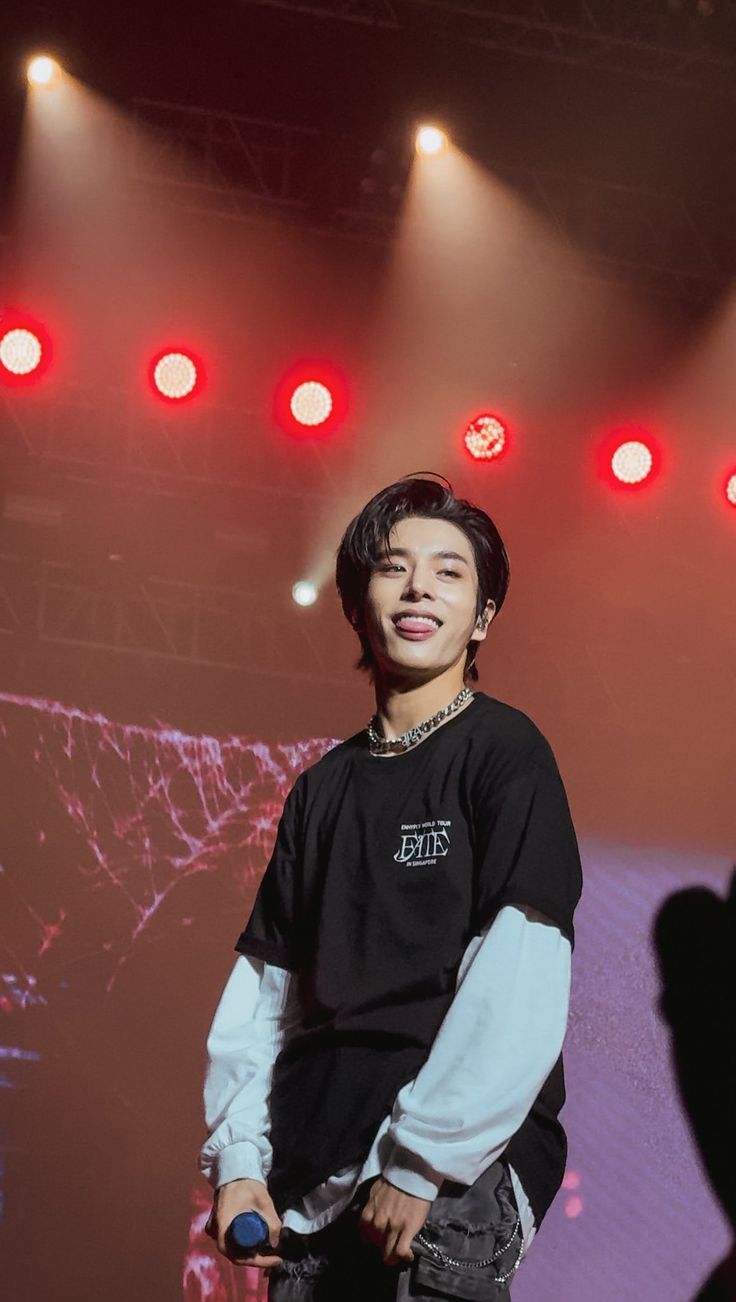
[234,691,583,1227]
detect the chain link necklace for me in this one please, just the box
[366,686,474,755]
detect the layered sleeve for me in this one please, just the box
[381,903,572,1201]
[198,954,302,1189]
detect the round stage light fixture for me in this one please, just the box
[463,414,508,461]
[274,361,348,438]
[0,327,43,377]
[416,125,448,156]
[292,580,318,607]
[290,380,333,428]
[150,350,201,402]
[611,439,653,486]
[27,55,62,87]
[726,472,736,507]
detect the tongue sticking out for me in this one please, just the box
[395,618,438,634]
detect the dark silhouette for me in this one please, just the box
[654,867,736,1301]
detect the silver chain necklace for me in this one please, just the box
[366,687,474,755]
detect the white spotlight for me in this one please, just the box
[27,55,62,88]
[292,580,318,608]
[416,125,448,156]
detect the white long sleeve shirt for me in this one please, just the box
[199,903,572,1257]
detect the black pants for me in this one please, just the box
[266,1158,522,1302]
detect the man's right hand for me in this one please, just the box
[205,1177,284,1269]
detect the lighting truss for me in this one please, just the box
[0,550,332,677]
[0,385,339,501]
[238,0,736,94]
[130,99,732,305]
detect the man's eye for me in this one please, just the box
[440,570,460,578]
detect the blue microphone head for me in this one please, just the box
[226,1209,270,1252]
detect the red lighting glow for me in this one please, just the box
[290,380,333,428]
[611,439,653,486]
[463,414,508,462]
[0,316,51,386]
[0,328,42,376]
[275,361,348,438]
[149,349,203,402]
[596,425,662,492]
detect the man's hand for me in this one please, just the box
[205,1176,283,1270]
[357,1176,432,1266]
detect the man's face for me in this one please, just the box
[362,515,495,682]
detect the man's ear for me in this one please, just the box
[471,599,496,642]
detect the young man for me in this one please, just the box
[199,473,583,1300]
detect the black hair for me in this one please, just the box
[335,472,510,683]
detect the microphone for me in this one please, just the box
[225,1210,270,1255]
[224,1210,307,1261]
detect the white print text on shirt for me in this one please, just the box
[393,819,452,867]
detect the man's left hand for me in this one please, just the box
[357,1176,432,1266]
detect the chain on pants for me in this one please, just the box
[265,1201,514,1302]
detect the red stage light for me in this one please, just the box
[596,425,662,492]
[725,472,736,507]
[0,316,51,386]
[149,349,203,402]
[463,414,508,462]
[610,438,653,486]
[0,328,42,376]
[275,361,348,438]
[290,380,333,428]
